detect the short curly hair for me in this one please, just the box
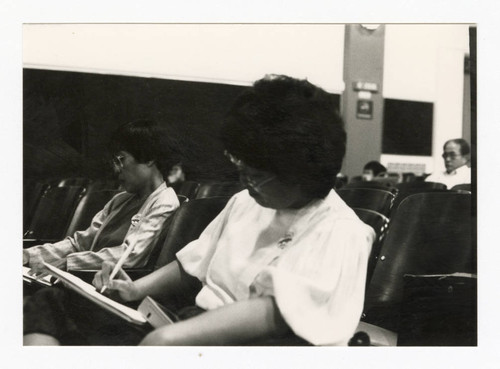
[221,75,346,198]
[109,119,180,177]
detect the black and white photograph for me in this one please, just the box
[2,1,499,368]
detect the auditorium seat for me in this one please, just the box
[391,181,448,211]
[357,192,474,343]
[24,185,87,245]
[87,178,121,191]
[451,183,472,192]
[343,180,397,193]
[170,180,200,199]
[352,208,390,284]
[336,188,396,218]
[64,189,122,236]
[24,181,52,233]
[195,181,244,199]
[57,177,93,188]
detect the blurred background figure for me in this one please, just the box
[167,162,186,186]
[362,161,387,182]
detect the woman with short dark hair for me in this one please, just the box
[24,119,180,273]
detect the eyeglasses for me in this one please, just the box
[224,150,277,192]
[240,172,277,192]
[111,154,125,172]
[442,152,461,160]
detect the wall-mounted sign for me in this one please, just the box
[356,99,373,119]
[353,81,379,92]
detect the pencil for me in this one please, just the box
[100,245,134,293]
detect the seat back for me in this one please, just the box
[336,188,395,218]
[391,181,448,211]
[352,208,390,284]
[363,192,474,331]
[57,177,92,188]
[24,181,52,232]
[195,181,244,199]
[87,178,121,192]
[65,189,121,236]
[153,197,230,270]
[25,185,87,240]
[451,183,471,192]
[171,180,200,199]
[343,180,397,193]
[132,194,191,271]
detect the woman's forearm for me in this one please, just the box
[139,296,290,345]
[132,260,194,301]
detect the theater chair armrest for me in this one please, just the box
[354,321,398,346]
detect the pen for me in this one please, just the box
[100,245,134,293]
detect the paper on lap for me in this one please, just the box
[42,262,147,325]
[23,266,53,287]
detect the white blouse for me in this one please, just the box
[176,189,374,346]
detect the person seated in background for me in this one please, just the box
[425,138,471,188]
[23,120,180,274]
[167,162,186,186]
[362,161,387,181]
[24,75,374,346]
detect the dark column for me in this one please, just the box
[341,24,385,178]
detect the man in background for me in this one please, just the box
[426,138,471,188]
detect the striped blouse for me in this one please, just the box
[25,182,179,271]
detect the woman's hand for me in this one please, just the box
[92,261,139,302]
[27,253,50,278]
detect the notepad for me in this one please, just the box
[43,263,147,325]
[23,266,54,287]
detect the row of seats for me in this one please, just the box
[23,178,244,244]
[23,177,121,232]
[170,180,244,200]
[338,180,471,214]
[342,178,471,193]
[336,172,428,189]
[335,180,473,285]
[335,180,475,345]
[24,176,475,345]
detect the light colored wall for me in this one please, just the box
[23,24,345,92]
[381,24,470,174]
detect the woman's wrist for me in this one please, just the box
[124,281,142,302]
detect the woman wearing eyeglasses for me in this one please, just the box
[23,120,180,275]
[25,76,374,346]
